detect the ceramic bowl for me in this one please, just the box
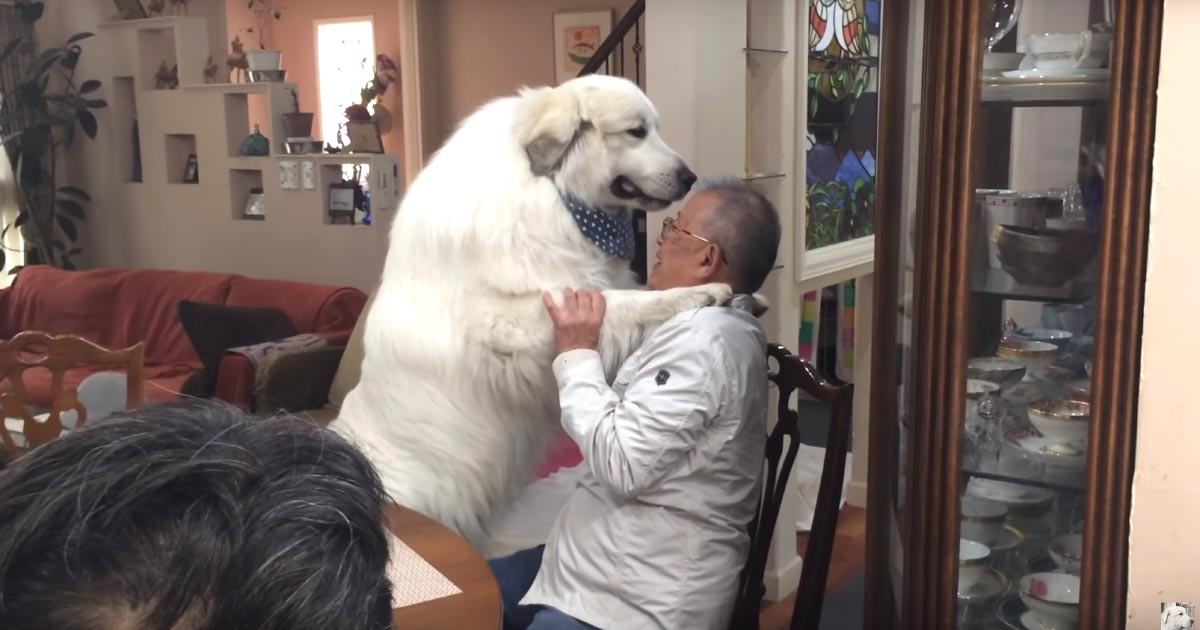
[1028,399,1090,447]
[1010,328,1074,351]
[992,224,1098,287]
[983,51,1025,71]
[967,357,1027,389]
[966,378,1001,401]
[961,496,1008,547]
[1019,572,1081,629]
[958,539,991,594]
[1048,533,1084,575]
[1065,378,1091,403]
[249,69,288,83]
[997,340,1059,371]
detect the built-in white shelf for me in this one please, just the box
[182,82,299,93]
[97,16,193,30]
[744,47,789,55]
[743,172,786,181]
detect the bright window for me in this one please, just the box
[315,18,376,149]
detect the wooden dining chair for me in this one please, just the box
[730,343,854,630]
[0,331,145,460]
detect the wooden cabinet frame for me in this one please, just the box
[863,1,1163,628]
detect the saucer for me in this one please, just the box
[991,524,1026,552]
[1020,610,1058,630]
[1000,68,1111,81]
[1002,382,1047,406]
[958,567,1009,602]
[967,478,1056,506]
[1005,427,1087,466]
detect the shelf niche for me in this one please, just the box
[165,134,197,184]
[111,77,141,183]
[223,92,272,158]
[230,168,264,220]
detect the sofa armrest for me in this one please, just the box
[254,346,346,413]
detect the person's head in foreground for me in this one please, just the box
[0,401,393,630]
[649,177,782,294]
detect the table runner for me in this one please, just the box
[387,531,463,607]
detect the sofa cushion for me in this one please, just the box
[225,277,367,345]
[0,266,233,367]
[327,288,377,408]
[177,300,298,397]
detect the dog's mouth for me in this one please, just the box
[611,176,672,210]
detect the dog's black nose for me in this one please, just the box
[677,167,697,191]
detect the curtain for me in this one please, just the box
[0,143,19,286]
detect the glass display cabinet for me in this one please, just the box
[863,0,1161,628]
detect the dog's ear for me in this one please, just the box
[515,85,585,177]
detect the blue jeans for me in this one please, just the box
[488,545,599,630]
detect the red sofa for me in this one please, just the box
[0,266,366,409]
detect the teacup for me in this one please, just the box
[1048,533,1084,575]
[1019,572,1081,629]
[1026,31,1112,70]
[997,340,1059,371]
[1028,399,1089,448]
[961,496,1008,547]
[958,539,991,594]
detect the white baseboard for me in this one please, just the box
[763,555,805,602]
[845,480,868,509]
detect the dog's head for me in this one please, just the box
[1163,604,1195,630]
[514,74,695,211]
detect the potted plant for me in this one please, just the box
[281,87,313,140]
[243,0,284,72]
[0,1,106,273]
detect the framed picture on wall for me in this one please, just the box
[183,154,199,183]
[346,121,385,154]
[553,10,612,84]
[242,188,265,221]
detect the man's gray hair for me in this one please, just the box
[697,177,781,294]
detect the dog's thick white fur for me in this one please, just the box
[1163,603,1195,630]
[329,75,735,547]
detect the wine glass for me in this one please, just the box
[982,0,1024,52]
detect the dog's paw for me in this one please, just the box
[687,282,734,309]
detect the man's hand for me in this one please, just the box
[542,288,606,354]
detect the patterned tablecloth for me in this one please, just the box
[387,531,463,607]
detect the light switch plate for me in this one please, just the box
[301,161,316,190]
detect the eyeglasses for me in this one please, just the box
[661,216,729,264]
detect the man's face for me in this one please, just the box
[647,191,721,290]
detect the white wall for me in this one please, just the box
[1126,0,1200,624]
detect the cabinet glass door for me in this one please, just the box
[956,2,1112,628]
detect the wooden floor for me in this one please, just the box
[758,506,868,630]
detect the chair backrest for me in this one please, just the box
[730,343,854,630]
[0,332,145,459]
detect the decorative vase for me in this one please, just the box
[281,112,314,139]
[246,49,283,71]
[982,0,1023,52]
[240,124,270,156]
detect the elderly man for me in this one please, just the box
[0,401,394,630]
[490,178,782,630]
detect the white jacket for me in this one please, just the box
[521,299,768,629]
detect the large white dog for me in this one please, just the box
[329,75,736,546]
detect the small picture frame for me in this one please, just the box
[242,188,265,220]
[329,181,357,223]
[183,154,199,183]
[346,121,385,154]
[553,11,613,84]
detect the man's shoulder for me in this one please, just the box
[659,303,766,350]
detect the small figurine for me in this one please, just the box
[147,0,165,16]
[227,36,249,83]
[154,61,178,90]
[203,55,219,84]
[170,0,190,15]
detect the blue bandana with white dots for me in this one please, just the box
[561,193,635,260]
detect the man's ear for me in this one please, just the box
[514,85,585,177]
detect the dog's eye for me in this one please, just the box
[626,126,648,139]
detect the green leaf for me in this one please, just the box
[85,98,108,109]
[16,152,42,188]
[79,79,101,94]
[8,265,24,276]
[77,110,97,139]
[1,37,26,64]
[17,2,44,24]
[0,248,5,272]
[56,198,84,220]
[17,80,43,111]
[14,212,29,228]
[58,186,91,202]
[55,214,77,242]
[36,48,63,75]
[65,32,94,45]
[60,47,80,71]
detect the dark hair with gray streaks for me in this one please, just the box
[697,177,781,294]
[0,400,393,630]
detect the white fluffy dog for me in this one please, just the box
[1163,603,1195,630]
[329,75,735,546]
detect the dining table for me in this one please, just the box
[387,503,503,629]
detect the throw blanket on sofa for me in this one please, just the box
[227,333,329,370]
